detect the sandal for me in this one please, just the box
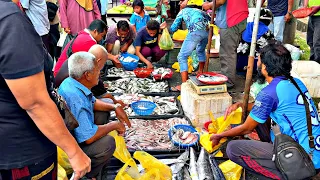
[171,85,181,92]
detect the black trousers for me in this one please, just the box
[0,151,57,180]
[79,111,115,179]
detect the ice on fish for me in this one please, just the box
[189,147,199,180]
[197,148,213,180]
[183,167,192,180]
[120,56,138,62]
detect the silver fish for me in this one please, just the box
[197,148,213,180]
[171,150,189,174]
[189,147,199,180]
[183,166,192,180]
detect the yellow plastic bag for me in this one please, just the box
[219,160,243,180]
[109,130,134,166]
[58,164,68,180]
[172,29,188,41]
[115,158,141,180]
[159,28,174,50]
[57,147,73,175]
[138,168,161,180]
[133,151,172,180]
[171,57,194,73]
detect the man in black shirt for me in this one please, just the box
[0,0,90,179]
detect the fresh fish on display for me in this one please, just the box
[174,168,184,180]
[125,118,190,150]
[183,167,192,180]
[111,94,180,117]
[104,78,169,94]
[106,67,135,77]
[197,148,213,180]
[189,147,199,180]
[171,150,189,174]
[197,74,227,83]
[208,155,226,180]
[171,128,198,145]
[152,67,172,79]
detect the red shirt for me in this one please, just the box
[226,0,249,27]
[54,30,96,76]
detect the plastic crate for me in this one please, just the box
[291,61,320,97]
[131,101,156,116]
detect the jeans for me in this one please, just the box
[307,15,320,63]
[140,45,167,62]
[269,16,285,42]
[177,30,208,72]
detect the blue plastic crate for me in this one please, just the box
[168,124,199,148]
[131,101,156,116]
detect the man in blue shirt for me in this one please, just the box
[58,52,131,179]
[210,42,320,179]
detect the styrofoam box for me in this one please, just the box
[181,81,232,128]
[291,61,320,97]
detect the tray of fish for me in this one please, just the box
[110,93,183,119]
[104,78,169,94]
[103,147,229,180]
[105,67,136,78]
[124,117,193,152]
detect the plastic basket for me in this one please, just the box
[134,68,153,78]
[131,101,156,116]
[120,53,139,71]
[168,124,199,148]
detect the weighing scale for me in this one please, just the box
[189,76,227,95]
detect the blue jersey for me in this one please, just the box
[250,76,320,169]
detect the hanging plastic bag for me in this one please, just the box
[159,28,174,50]
[219,160,243,180]
[115,158,141,180]
[191,50,199,70]
[172,29,188,41]
[133,151,172,180]
[109,130,134,166]
[57,147,73,175]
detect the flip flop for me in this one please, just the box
[171,85,181,92]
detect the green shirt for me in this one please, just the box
[309,0,320,16]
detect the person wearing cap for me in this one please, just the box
[237,8,274,56]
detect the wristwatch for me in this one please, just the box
[113,103,122,110]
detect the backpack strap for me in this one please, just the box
[288,76,314,148]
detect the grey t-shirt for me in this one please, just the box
[20,0,50,36]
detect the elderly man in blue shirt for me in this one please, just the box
[58,52,130,180]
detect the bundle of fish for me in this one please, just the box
[171,129,198,145]
[171,147,226,180]
[125,118,190,150]
[104,78,169,94]
[106,67,135,77]
[111,94,180,117]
